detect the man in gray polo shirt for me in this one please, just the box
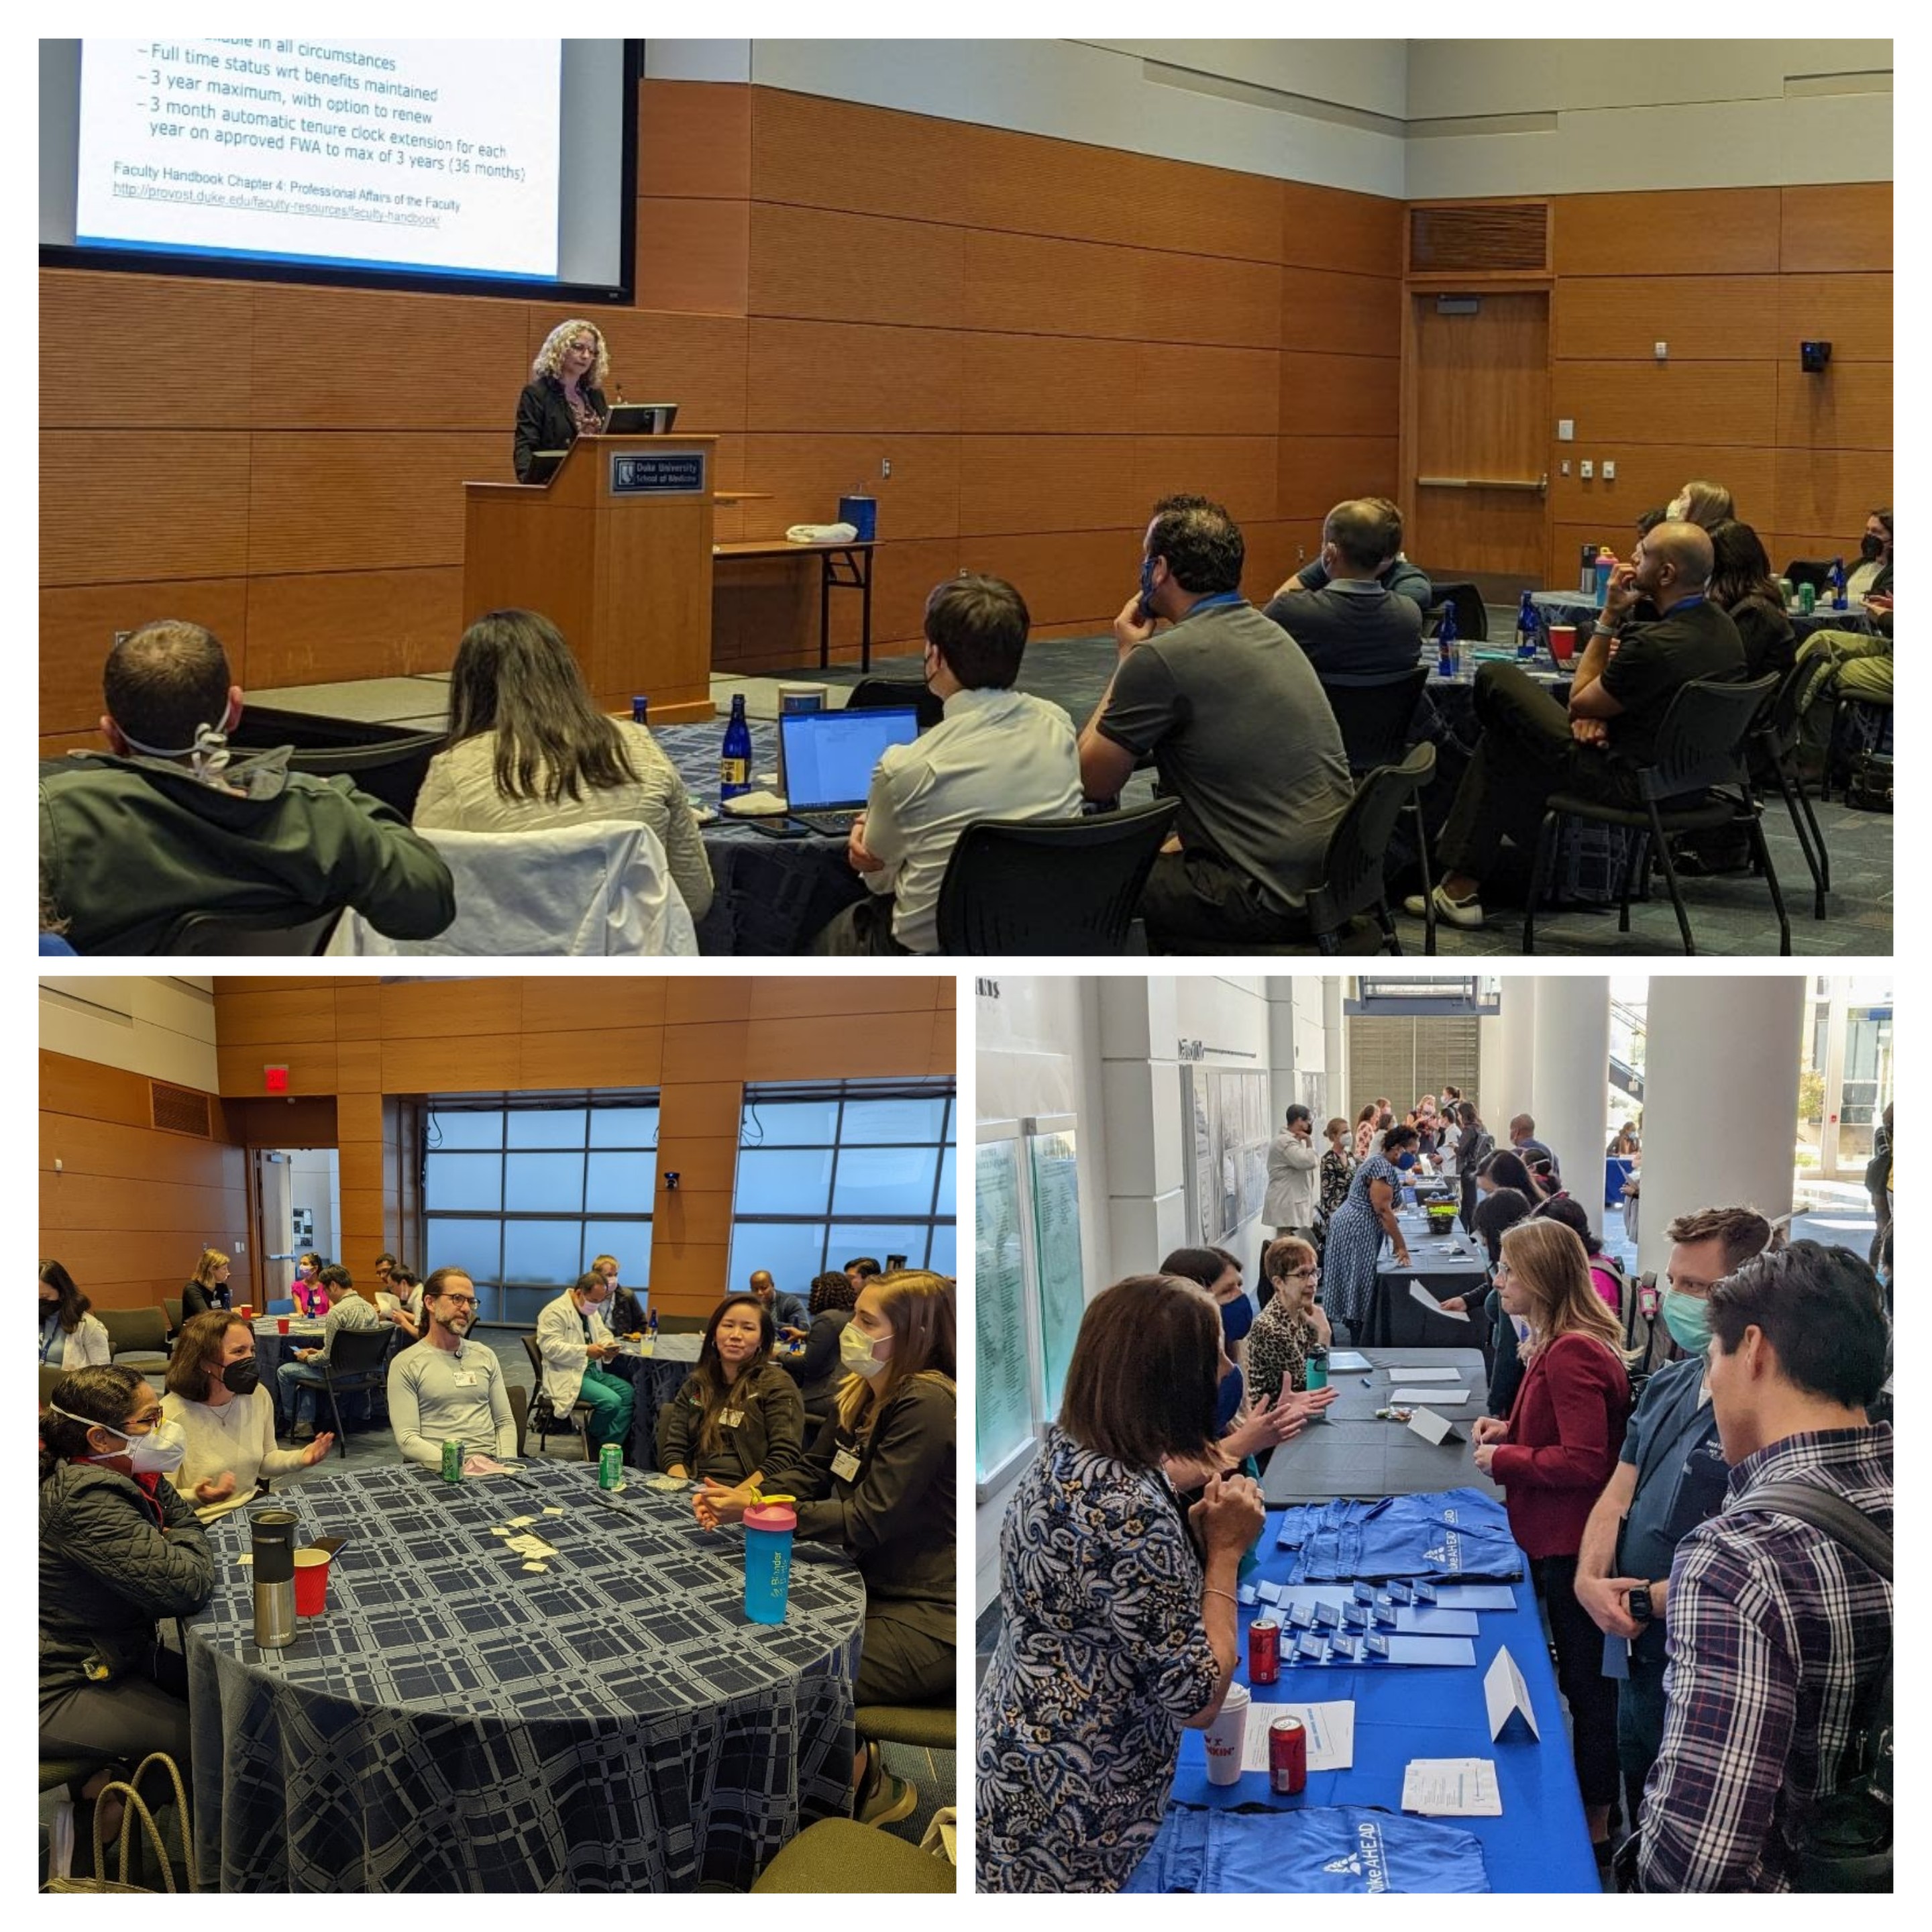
[388,1267,518,1470]
[1262,498,1426,683]
[1079,494,1354,945]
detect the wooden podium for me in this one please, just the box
[462,435,717,723]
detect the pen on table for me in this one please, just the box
[1360,1377,1373,1387]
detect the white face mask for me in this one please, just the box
[52,1405,189,1475]
[840,1322,890,1381]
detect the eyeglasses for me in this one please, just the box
[437,1295,479,1309]
[1284,1267,1319,1281]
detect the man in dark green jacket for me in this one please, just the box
[40,620,455,954]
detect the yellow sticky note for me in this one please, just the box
[521,1562,548,1574]
[543,1507,564,1517]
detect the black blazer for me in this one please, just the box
[513,376,607,482]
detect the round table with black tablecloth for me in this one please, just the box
[249,1317,325,1428]
[184,1460,865,1892]
[605,1332,702,1470]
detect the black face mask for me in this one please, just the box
[221,1358,262,1396]
[1860,533,1885,561]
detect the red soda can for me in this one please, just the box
[1269,1715,1308,1795]
[1249,1615,1281,1685]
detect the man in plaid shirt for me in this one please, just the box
[1636,1241,1892,1891]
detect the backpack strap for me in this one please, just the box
[1743,1481,1892,1580]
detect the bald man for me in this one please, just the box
[747,1269,809,1338]
[1409,521,1746,930]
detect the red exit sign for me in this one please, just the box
[264,1065,290,1094]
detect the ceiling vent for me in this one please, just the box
[150,1079,213,1138]
[1409,203,1549,274]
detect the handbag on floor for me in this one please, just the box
[43,1753,195,1894]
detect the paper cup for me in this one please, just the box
[293,1548,331,1616]
[1203,1680,1250,1786]
[276,1316,290,1335]
[1548,625,1577,663]
[778,684,828,714]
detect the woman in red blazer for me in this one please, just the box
[1471,1218,1632,1858]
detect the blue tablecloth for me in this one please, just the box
[607,1334,703,1471]
[1532,589,1870,644]
[1160,1503,1598,1893]
[1605,1157,1635,1208]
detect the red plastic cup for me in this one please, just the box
[276,1316,290,1335]
[293,1548,331,1616]
[1548,625,1577,664]
[236,1305,254,1320]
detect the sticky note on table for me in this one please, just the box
[521,1562,548,1574]
[543,1507,564,1517]
[508,1515,536,1527]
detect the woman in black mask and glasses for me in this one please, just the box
[160,1312,334,1519]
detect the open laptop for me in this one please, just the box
[777,706,920,835]
[605,402,678,434]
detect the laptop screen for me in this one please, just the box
[779,707,920,810]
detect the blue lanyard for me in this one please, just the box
[40,1318,62,1364]
[1178,590,1246,621]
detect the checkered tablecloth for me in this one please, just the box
[184,1460,865,1891]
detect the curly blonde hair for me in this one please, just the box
[531,318,610,389]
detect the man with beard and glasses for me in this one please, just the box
[1407,521,1745,932]
[387,1268,517,1470]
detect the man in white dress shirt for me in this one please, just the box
[814,574,1082,955]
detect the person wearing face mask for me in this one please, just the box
[40,1364,215,1792]
[38,620,455,956]
[1409,521,1746,931]
[290,1252,329,1320]
[696,1271,956,1827]
[816,573,1081,955]
[1572,1205,1770,1828]
[1079,495,1354,949]
[1263,1105,1323,1277]
[657,1293,802,1489]
[1795,507,1894,777]
[39,1259,111,1371]
[1320,1121,1419,1344]
[537,1269,637,1460]
[160,1311,334,1519]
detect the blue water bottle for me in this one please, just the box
[1436,601,1458,680]
[1593,547,1616,608]
[1830,557,1847,610]
[1516,590,1540,662]
[720,692,753,802]
[743,1501,796,1624]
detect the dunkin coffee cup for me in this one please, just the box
[1204,1680,1250,1786]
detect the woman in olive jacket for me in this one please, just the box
[698,1269,955,1827]
[40,1364,215,1792]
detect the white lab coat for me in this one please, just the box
[40,1312,111,1370]
[1263,1130,1321,1227]
[535,1290,614,1412]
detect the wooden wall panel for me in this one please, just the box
[517,1028,664,1090]
[248,433,501,574]
[1553,361,1776,447]
[519,978,668,1034]
[734,433,960,543]
[41,272,254,429]
[640,80,752,201]
[215,1043,338,1097]
[1281,183,1404,278]
[824,538,963,659]
[213,987,345,1046]
[1775,360,1892,453]
[751,89,969,226]
[955,528,1143,629]
[1781,183,1892,272]
[957,435,1142,539]
[244,568,463,689]
[1548,445,1777,527]
[377,979,523,1041]
[40,579,250,736]
[1136,156,1283,267]
[1775,274,1892,362]
[665,981,754,1024]
[586,311,749,432]
[1132,435,1279,525]
[1553,276,1781,362]
[1278,437,1401,519]
[662,1020,751,1085]
[743,1015,938,1081]
[747,319,962,433]
[1138,255,1283,351]
[635,197,751,315]
[965,124,1158,252]
[1278,352,1401,440]
[1552,190,1780,278]
[959,229,1140,341]
[1772,447,1896,543]
[959,333,1141,435]
[753,203,964,329]
[749,977,945,1019]
[1136,344,1280,438]
[42,433,252,587]
[1281,268,1402,358]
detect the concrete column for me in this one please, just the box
[1322,977,1347,1130]
[1637,977,1805,1277]
[1530,977,1611,1238]
[1479,978,1539,1132]
[1097,979,1187,1281]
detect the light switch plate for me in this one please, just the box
[1579,460,1594,480]
[1603,460,1617,480]
[1556,419,1574,441]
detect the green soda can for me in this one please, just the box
[441,1439,463,1483]
[598,1443,622,1490]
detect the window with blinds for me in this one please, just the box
[1347,1016,1482,1118]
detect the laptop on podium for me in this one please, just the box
[777,706,920,835]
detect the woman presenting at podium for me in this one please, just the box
[513,319,611,482]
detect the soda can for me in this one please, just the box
[1269,1715,1308,1795]
[599,1443,623,1490]
[1799,582,1817,615]
[1249,1614,1281,1685]
[631,694,650,725]
[441,1439,462,1484]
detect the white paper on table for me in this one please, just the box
[1431,1585,1518,1611]
[1405,1406,1463,1446]
[1409,1281,1469,1320]
[1382,1365,1464,1381]
[1391,1387,1471,1405]
[1401,1757,1502,1816]
[1327,1351,1373,1371]
[1241,1701,1355,1773]
[1483,1646,1541,1740]
[374,1291,400,1313]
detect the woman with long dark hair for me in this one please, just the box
[657,1293,805,1493]
[413,608,714,919]
[1707,519,1796,683]
[38,1260,111,1371]
[781,1269,859,1421]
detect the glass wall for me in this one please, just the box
[1799,977,1894,1179]
[727,1081,957,1297]
[423,1099,659,1326]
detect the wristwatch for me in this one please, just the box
[1627,1582,1656,1625]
